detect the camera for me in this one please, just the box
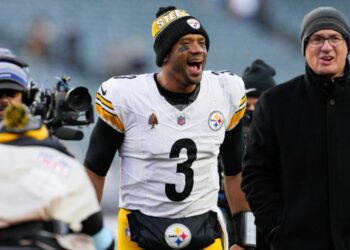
[30,76,94,140]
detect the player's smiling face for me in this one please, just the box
[165,34,207,89]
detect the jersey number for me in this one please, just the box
[165,139,197,201]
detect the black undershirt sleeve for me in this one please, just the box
[80,211,115,250]
[81,211,103,235]
[84,118,124,176]
[220,121,244,176]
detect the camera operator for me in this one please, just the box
[0,48,36,121]
[0,103,114,250]
[0,47,94,141]
[218,59,276,249]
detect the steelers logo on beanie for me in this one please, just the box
[152,6,210,67]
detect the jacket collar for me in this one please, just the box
[305,59,350,95]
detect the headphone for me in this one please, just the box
[0,56,39,106]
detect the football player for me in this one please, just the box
[85,6,253,250]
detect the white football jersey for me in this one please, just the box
[0,144,100,232]
[96,71,246,218]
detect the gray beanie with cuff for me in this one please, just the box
[300,6,350,54]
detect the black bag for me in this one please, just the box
[127,210,221,250]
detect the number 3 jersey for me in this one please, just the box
[96,71,246,218]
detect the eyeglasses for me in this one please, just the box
[307,35,346,48]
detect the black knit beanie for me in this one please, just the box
[301,6,350,55]
[152,6,210,67]
[243,59,276,98]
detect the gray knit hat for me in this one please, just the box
[301,6,350,54]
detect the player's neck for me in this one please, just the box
[157,72,197,94]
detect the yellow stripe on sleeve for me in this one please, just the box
[239,95,247,107]
[228,105,246,130]
[96,104,125,132]
[227,95,247,130]
[96,93,114,110]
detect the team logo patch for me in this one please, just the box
[148,113,158,129]
[164,223,192,249]
[208,111,224,131]
[177,115,186,126]
[187,18,201,29]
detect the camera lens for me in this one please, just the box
[65,87,92,112]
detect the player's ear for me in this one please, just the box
[162,54,169,65]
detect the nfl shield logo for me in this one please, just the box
[177,115,186,126]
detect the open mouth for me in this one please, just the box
[321,56,333,61]
[320,55,334,64]
[187,61,202,76]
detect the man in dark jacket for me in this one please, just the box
[242,6,350,250]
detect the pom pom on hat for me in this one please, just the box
[3,104,29,130]
[0,103,47,140]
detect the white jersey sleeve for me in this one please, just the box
[211,70,246,130]
[95,75,141,133]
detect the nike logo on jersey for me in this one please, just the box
[101,85,107,96]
